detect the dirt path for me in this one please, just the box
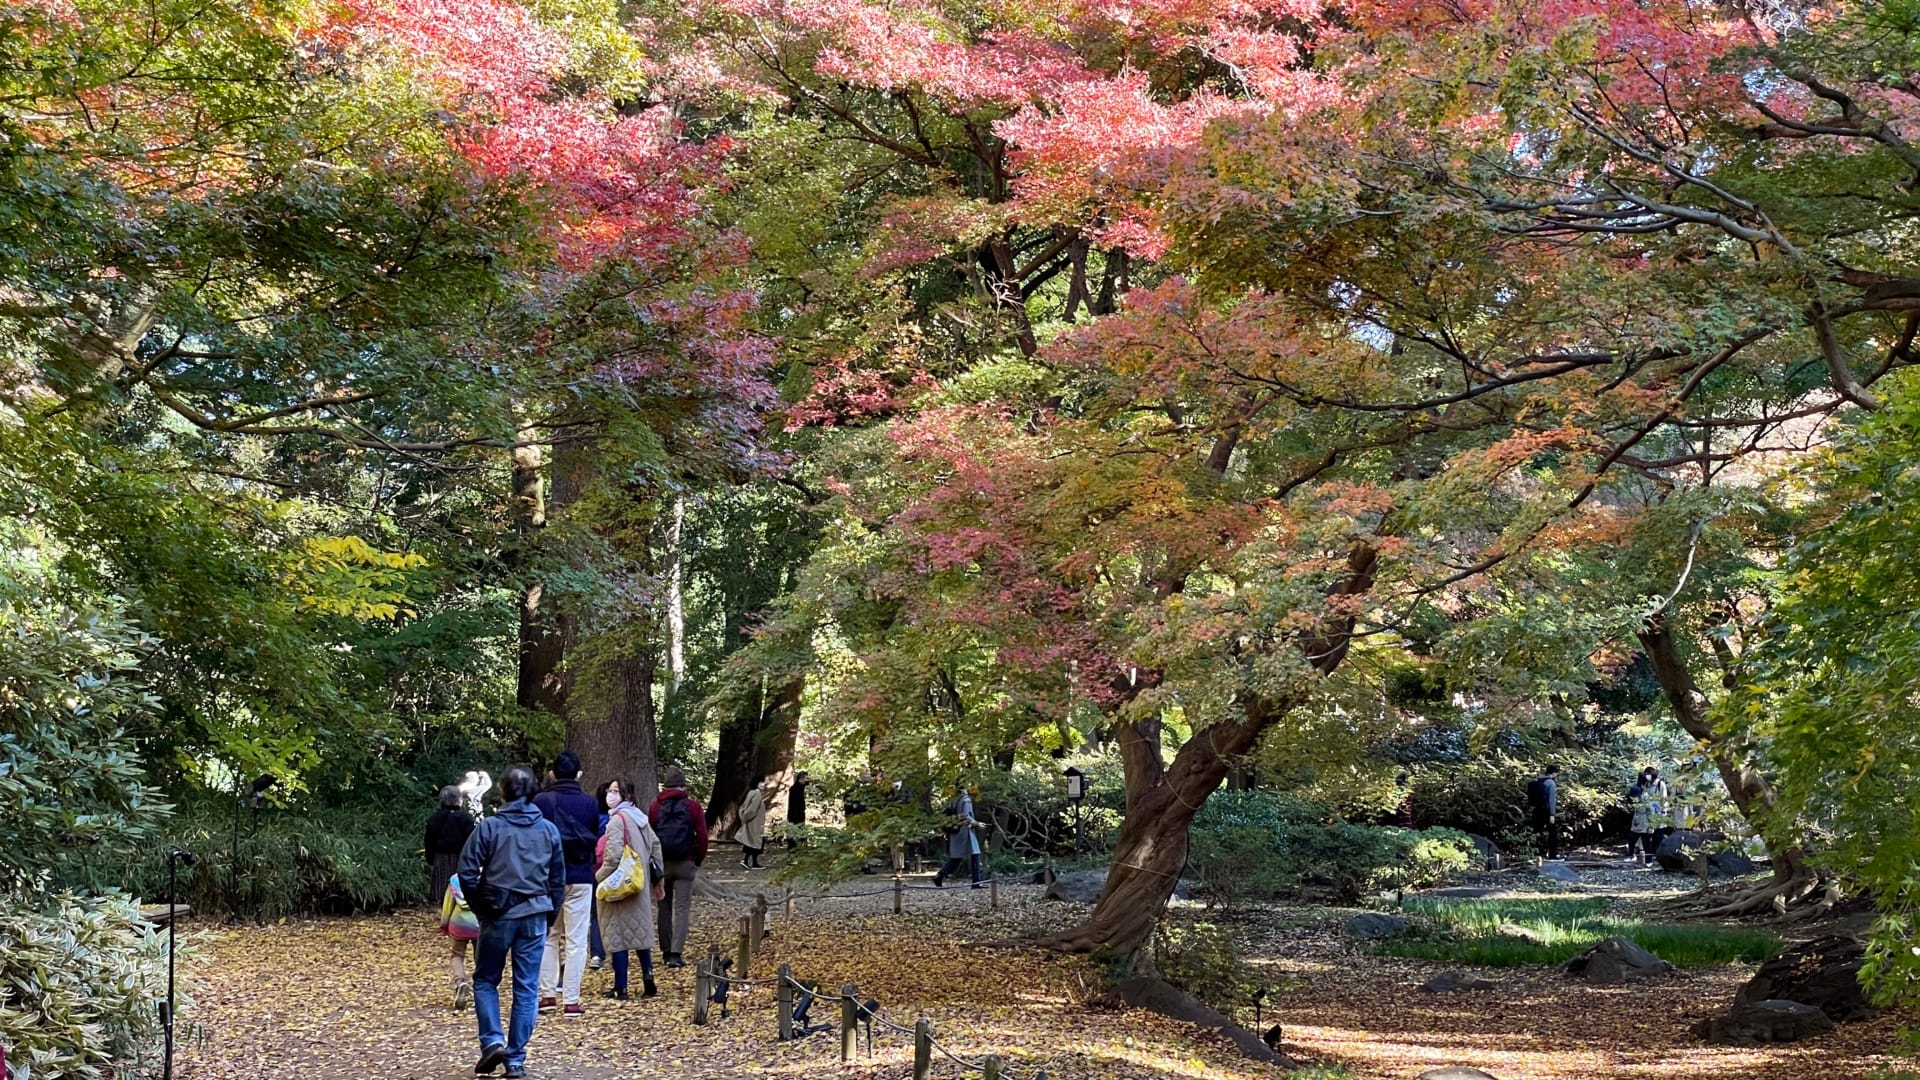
[175,870,1907,1080]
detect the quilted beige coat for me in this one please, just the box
[595,804,663,954]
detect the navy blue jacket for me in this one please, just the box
[534,778,602,885]
[457,799,564,921]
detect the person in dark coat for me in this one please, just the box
[531,750,600,1016]
[425,785,477,1007]
[785,770,809,849]
[932,783,984,888]
[459,766,564,1079]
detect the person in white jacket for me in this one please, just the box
[734,776,771,869]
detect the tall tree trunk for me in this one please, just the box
[665,493,687,701]
[1637,614,1816,911]
[514,433,572,725]
[709,674,804,836]
[570,641,659,801]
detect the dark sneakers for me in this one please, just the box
[502,1067,526,1079]
[642,978,658,998]
[474,1044,507,1075]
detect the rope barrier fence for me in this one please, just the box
[684,873,1052,1080]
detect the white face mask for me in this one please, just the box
[605,790,622,809]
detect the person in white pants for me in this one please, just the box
[531,750,601,1016]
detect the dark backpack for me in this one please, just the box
[1526,777,1550,811]
[655,796,696,859]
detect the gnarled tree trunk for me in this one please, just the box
[1638,614,1817,915]
[1046,543,1377,956]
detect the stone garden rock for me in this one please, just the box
[1344,912,1413,940]
[1734,936,1877,1022]
[1536,861,1580,883]
[1043,870,1108,903]
[1464,833,1503,864]
[1416,1069,1501,1080]
[1653,830,1759,876]
[1561,936,1673,985]
[1420,971,1497,993]
[1694,999,1836,1045]
[1493,922,1548,945]
[1425,886,1514,899]
[1042,869,1189,904]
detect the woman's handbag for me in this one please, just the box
[596,807,649,902]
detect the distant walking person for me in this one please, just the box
[1526,765,1561,861]
[786,770,810,849]
[532,751,600,1018]
[426,785,477,1008]
[459,766,564,1079]
[735,776,769,870]
[595,777,664,1000]
[648,766,709,968]
[1626,770,1656,866]
[932,783,984,889]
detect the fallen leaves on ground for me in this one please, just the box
[175,868,1909,1080]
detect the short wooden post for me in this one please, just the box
[912,1017,932,1080]
[838,982,859,1064]
[784,889,795,920]
[983,1054,1002,1080]
[692,959,711,1026]
[892,873,903,915]
[738,914,754,979]
[776,963,794,1041]
[752,893,769,948]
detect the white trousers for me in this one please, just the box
[539,883,593,1004]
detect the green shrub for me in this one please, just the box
[1406,753,1625,851]
[1153,921,1266,1024]
[127,797,429,918]
[0,895,169,1080]
[0,562,163,898]
[1188,792,1477,905]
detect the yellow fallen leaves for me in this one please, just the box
[172,875,1910,1080]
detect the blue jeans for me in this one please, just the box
[473,915,547,1069]
[611,949,654,994]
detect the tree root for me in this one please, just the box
[1687,867,1825,919]
[1109,975,1298,1067]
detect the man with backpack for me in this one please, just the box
[458,766,564,1078]
[647,765,709,968]
[532,750,600,1018]
[1527,764,1561,861]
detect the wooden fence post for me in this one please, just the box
[988,831,1000,910]
[752,893,769,951]
[892,873,903,915]
[983,1054,1002,1080]
[692,959,711,1026]
[912,1017,932,1080]
[776,964,794,1042]
[838,982,858,1064]
[784,889,794,920]
[738,914,754,979]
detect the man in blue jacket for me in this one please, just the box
[532,750,600,1017]
[458,766,563,1078]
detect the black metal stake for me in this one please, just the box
[163,849,192,1080]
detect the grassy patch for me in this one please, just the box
[1376,897,1782,967]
